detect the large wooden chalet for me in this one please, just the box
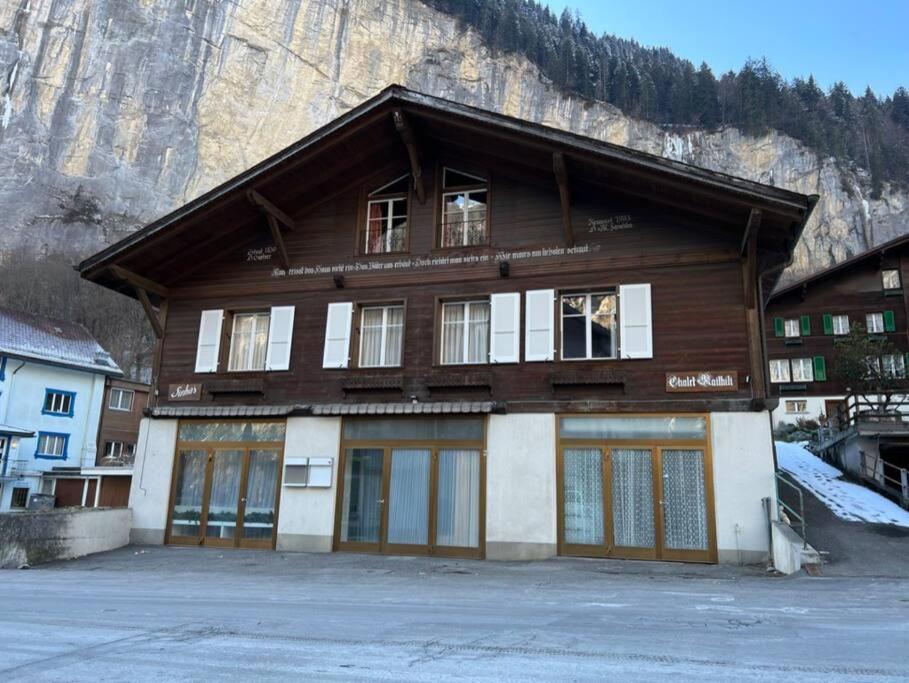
[80,86,817,563]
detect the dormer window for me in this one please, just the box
[364,175,409,254]
[440,168,488,248]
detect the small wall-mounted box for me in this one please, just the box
[283,457,333,488]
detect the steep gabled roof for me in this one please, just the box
[0,306,121,376]
[771,232,909,300]
[80,85,817,297]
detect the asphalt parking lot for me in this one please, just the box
[1,546,908,681]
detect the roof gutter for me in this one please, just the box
[760,193,820,301]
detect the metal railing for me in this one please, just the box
[775,471,807,547]
[860,450,909,509]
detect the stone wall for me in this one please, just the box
[0,507,131,568]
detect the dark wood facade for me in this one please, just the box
[96,378,149,466]
[765,235,909,399]
[80,86,815,416]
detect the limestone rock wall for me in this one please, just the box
[1,0,906,282]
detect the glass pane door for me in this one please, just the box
[170,449,206,542]
[562,448,604,547]
[386,448,431,547]
[610,448,656,555]
[661,449,710,558]
[241,449,280,545]
[340,448,384,546]
[205,449,243,545]
[436,449,480,549]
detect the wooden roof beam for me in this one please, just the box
[741,208,762,256]
[109,265,169,299]
[392,109,426,204]
[552,152,574,247]
[247,190,296,231]
[266,213,291,272]
[135,287,165,339]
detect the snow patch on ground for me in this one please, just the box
[776,441,909,528]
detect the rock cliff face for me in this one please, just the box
[1,0,907,282]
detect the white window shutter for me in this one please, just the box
[322,302,353,369]
[525,289,555,361]
[195,309,223,373]
[265,306,295,371]
[490,293,520,363]
[619,284,653,359]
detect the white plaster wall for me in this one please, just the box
[276,417,340,552]
[710,411,776,563]
[771,395,842,428]
[485,413,557,559]
[128,418,178,544]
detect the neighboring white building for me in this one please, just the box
[0,307,122,511]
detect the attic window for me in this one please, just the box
[440,167,488,248]
[363,174,409,254]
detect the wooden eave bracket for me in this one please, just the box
[553,152,574,247]
[392,109,426,204]
[741,208,762,309]
[247,189,294,271]
[108,265,167,339]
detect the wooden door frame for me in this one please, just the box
[555,413,717,564]
[334,425,487,559]
[164,419,286,550]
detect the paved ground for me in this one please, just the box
[779,471,909,577]
[1,547,908,681]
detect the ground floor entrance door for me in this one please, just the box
[167,421,285,549]
[558,415,717,563]
[337,446,482,557]
[335,417,485,559]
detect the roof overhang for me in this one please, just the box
[80,85,817,300]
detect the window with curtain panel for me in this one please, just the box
[791,357,814,382]
[560,291,617,360]
[364,175,409,254]
[832,314,849,335]
[440,168,488,248]
[882,353,906,379]
[358,304,405,368]
[228,311,271,371]
[866,312,885,334]
[441,300,490,364]
[768,359,790,383]
[882,268,901,291]
[784,318,800,337]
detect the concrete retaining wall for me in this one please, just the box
[0,507,131,568]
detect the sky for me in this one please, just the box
[542,0,908,97]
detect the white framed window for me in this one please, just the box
[882,269,901,290]
[561,292,617,360]
[43,390,73,416]
[365,176,409,254]
[832,314,849,335]
[441,300,490,365]
[358,305,404,368]
[228,311,271,372]
[108,388,134,412]
[440,168,488,248]
[882,353,906,379]
[769,359,791,384]
[36,433,67,458]
[785,400,808,414]
[10,487,29,509]
[104,441,135,460]
[791,358,814,382]
[866,313,885,334]
[784,319,800,338]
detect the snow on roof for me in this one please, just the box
[0,306,121,376]
[776,441,909,528]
